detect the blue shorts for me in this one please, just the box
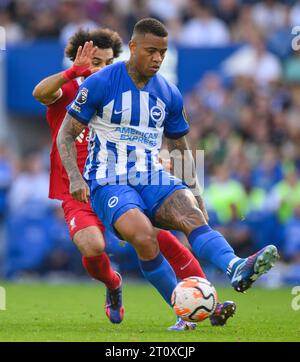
[89,170,187,232]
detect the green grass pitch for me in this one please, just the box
[0,282,299,342]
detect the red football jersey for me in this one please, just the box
[46,78,89,200]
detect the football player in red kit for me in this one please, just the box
[33,28,235,330]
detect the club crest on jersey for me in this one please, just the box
[108,196,119,208]
[75,87,89,105]
[150,105,165,126]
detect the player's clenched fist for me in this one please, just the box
[70,177,90,203]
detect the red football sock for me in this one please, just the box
[157,230,207,280]
[82,253,120,290]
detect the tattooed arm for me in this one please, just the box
[166,136,209,222]
[57,114,90,203]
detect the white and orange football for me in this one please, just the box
[171,276,217,322]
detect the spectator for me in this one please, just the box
[0,8,24,44]
[284,204,300,262]
[222,32,282,85]
[286,85,300,142]
[59,0,97,45]
[251,0,287,35]
[266,6,293,59]
[231,4,257,43]
[289,0,300,27]
[29,10,60,39]
[44,206,81,275]
[179,4,230,47]
[194,72,226,112]
[214,0,240,28]
[0,143,14,219]
[217,203,254,257]
[284,50,300,84]
[148,0,183,21]
[266,164,300,223]
[206,164,248,224]
[8,151,51,215]
[123,0,149,38]
[250,145,283,191]
[11,0,34,36]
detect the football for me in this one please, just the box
[171,277,218,322]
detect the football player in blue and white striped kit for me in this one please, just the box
[57,18,279,324]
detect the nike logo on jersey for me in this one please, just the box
[114,108,130,115]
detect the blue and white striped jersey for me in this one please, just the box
[67,61,190,184]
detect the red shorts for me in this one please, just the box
[62,196,105,239]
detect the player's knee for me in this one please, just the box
[131,230,159,258]
[74,239,105,256]
[73,226,105,256]
[132,231,157,249]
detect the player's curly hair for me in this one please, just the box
[133,18,168,38]
[65,28,123,61]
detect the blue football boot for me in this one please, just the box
[228,245,279,293]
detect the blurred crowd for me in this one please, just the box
[1,0,300,283]
[0,0,299,49]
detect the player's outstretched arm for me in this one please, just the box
[32,72,68,105]
[57,113,90,203]
[166,135,209,222]
[32,41,96,105]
